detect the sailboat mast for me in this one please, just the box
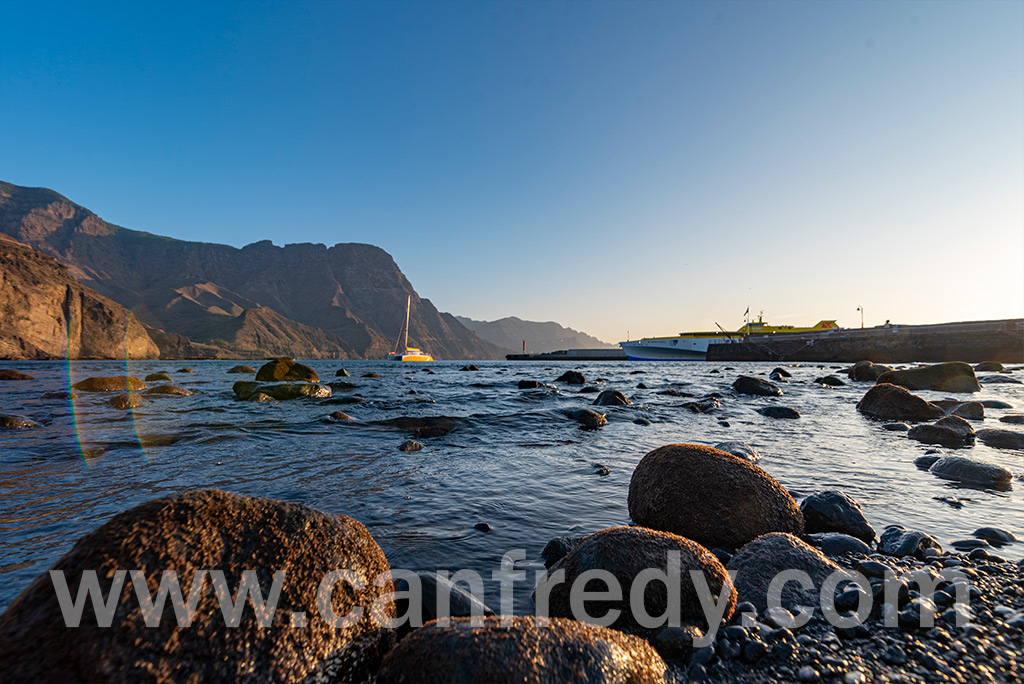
[404,295,410,350]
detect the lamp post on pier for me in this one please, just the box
[856,306,864,329]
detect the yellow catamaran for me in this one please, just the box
[388,295,434,362]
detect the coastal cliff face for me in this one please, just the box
[0,235,159,359]
[0,181,502,359]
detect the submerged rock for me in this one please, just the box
[981,400,1014,409]
[72,376,146,392]
[759,406,800,419]
[144,372,172,382]
[930,456,1012,487]
[335,368,350,377]
[375,616,672,684]
[907,415,975,447]
[227,365,256,374]
[878,525,942,559]
[0,489,395,684]
[399,439,424,452]
[732,375,783,396]
[459,365,480,371]
[555,371,585,385]
[713,441,761,463]
[815,375,846,387]
[329,411,355,420]
[728,533,846,612]
[876,362,981,393]
[109,393,147,410]
[243,383,331,401]
[144,385,193,396]
[1000,415,1024,424]
[0,415,40,429]
[255,358,319,382]
[771,367,793,378]
[807,532,873,557]
[628,443,803,549]
[0,369,34,380]
[593,390,631,406]
[973,527,1018,544]
[176,368,195,373]
[393,571,495,623]
[542,526,735,636]
[517,380,545,389]
[799,491,875,543]
[682,397,721,413]
[883,422,910,431]
[980,374,1023,384]
[568,409,607,429]
[847,360,893,381]
[974,362,1004,372]
[363,372,381,378]
[975,428,1024,450]
[376,416,457,438]
[856,383,944,422]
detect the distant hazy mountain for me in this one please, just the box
[455,315,615,354]
[0,180,503,359]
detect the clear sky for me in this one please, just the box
[2,0,1022,342]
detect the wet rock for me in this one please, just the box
[232,380,260,399]
[393,571,494,623]
[815,375,846,387]
[769,372,788,383]
[518,380,545,389]
[799,491,875,543]
[363,372,381,378]
[727,533,846,612]
[541,535,584,568]
[245,383,331,401]
[683,397,721,413]
[1000,414,1024,424]
[143,385,193,396]
[335,368,349,377]
[634,417,652,426]
[109,393,147,410]
[330,411,355,420]
[251,392,274,402]
[176,368,195,373]
[907,415,975,447]
[883,422,910,431]
[973,527,1018,544]
[329,381,357,391]
[652,624,704,662]
[930,456,1012,487]
[0,415,40,429]
[144,372,172,382]
[593,464,611,476]
[375,616,672,684]
[807,532,872,557]
[555,371,585,385]
[914,455,941,469]
[0,489,395,684]
[0,369,33,380]
[878,525,942,559]
[759,406,800,419]
[578,386,599,393]
[951,401,985,420]
[732,376,783,396]
[981,400,1013,409]
[657,388,693,397]
[254,358,319,382]
[855,383,944,421]
[376,416,457,438]
[593,390,631,406]
[568,409,607,429]
[980,374,1023,384]
[460,365,480,371]
[542,526,735,636]
[628,444,804,549]
[227,365,256,374]
[875,362,981,393]
[975,428,1024,450]
[713,441,761,463]
[771,367,793,378]
[974,362,1004,372]
[847,361,893,381]
[72,376,147,392]
[636,382,648,389]
[473,522,492,532]
[399,440,424,452]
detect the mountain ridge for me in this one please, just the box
[455,315,616,354]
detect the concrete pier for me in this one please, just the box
[505,348,627,361]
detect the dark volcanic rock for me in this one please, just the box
[0,415,40,429]
[727,533,846,612]
[593,390,631,406]
[1000,414,1024,424]
[0,489,394,684]
[855,383,944,422]
[980,374,1023,384]
[555,371,585,385]
[393,571,494,623]
[568,408,608,429]
[907,415,975,447]
[930,456,1012,487]
[72,376,147,392]
[460,365,480,371]
[176,368,195,373]
[255,358,319,383]
[732,375,783,396]
[144,372,172,382]
[627,443,803,549]
[109,393,147,410]
[376,416,457,438]
[974,527,1018,544]
[771,367,793,378]
[799,491,876,543]
[950,401,985,420]
[682,397,721,413]
[363,372,381,378]
[758,406,800,419]
[815,375,846,387]
[975,428,1024,450]
[807,532,873,557]
[713,441,761,463]
[143,385,193,396]
[517,380,545,389]
[875,362,981,393]
[329,411,355,420]
[375,616,672,684]
[974,362,1004,372]
[0,369,33,380]
[399,439,424,452]
[981,400,1013,409]
[334,368,349,377]
[541,535,584,568]
[542,526,735,637]
[883,422,910,431]
[238,382,331,401]
[847,360,893,381]
[227,365,256,374]
[878,525,942,558]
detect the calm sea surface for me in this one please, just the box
[2,359,1023,613]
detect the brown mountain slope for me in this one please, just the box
[0,235,159,359]
[0,181,502,359]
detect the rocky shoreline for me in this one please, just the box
[0,360,1022,682]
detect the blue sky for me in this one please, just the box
[2,0,1021,342]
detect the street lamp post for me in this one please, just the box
[856,306,864,329]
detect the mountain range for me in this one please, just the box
[455,316,616,354]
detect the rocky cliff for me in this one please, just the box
[455,315,615,354]
[0,234,159,359]
[0,181,502,359]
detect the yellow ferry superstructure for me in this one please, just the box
[619,316,838,360]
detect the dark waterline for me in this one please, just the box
[1,359,1022,613]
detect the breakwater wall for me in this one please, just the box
[506,348,628,361]
[706,318,1024,363]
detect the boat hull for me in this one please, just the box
[619,337,729,361]
[388,354,433,362]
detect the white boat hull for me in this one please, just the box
[619,336,731,361]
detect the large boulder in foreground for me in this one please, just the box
[732,375,783,396]
[628,444,804,550]
[875,362,981,393]
[727,533,847,612]
[255,358,319,383]
[799,491,875,543]
[375,616,673,684]
[542,526,735,637]
[0,490,394,684]
[72,376,147,392]
[856,383,944,422]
